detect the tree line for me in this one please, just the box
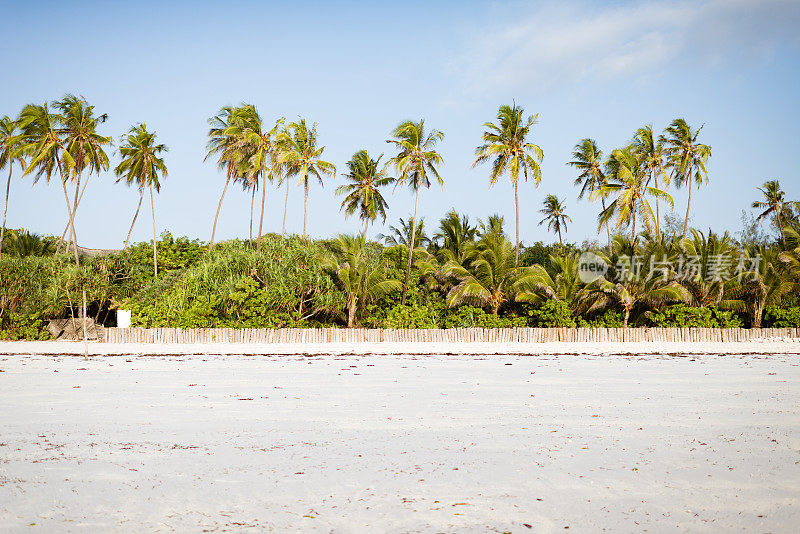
[1,95,799,336]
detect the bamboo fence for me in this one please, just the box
[103,327,800,344]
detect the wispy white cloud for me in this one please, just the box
[451,0,800,96]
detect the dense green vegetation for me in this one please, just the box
[2,95,799,339]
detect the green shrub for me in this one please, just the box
[764,306,800,328]
[384,304,439,329]
[578,310,625,328]
[442,305,526,328]
[647,304,743,328]
[529,300,576,327]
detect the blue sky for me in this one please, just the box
[2,0,799,247]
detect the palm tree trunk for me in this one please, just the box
[150,184,158,278]
[124,188,144,249]
[402,180,421,305]
[654,173,660,236]
[347,299,357,328]
[623,307,630,328]
[362,219,368,241]
[209,175,230,250]
[557,226,563,245]
[601,196,611,250]
[61,173,83,258]
[249,185,255,245]
[514,181,520,265]
[302,173,309,239]
[631,205,636,243]
[682,169,692,240]
[777,212,786,247]
[58,172,93,252]
[282,178,290,236]
[56,160,80,265]
[0,164,12,260]
[257,170,266,251]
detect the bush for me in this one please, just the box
[647,304,743,328]
[764,306,800,328]
[384,304,439,329]
[529,300,576,327]
[578,310,625,328]
[442,305,526,328]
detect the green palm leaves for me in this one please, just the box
[474,103,543,265]
[595,146,673,243]
[387,119,444,304]
[538,194,571,244]
[280,119,336,240]
[0,116,24,260]
[752,180,797,246]
[336,150,392,237]
[325,234,401,327]
[661,119,711,239]
[114,124,168,276]
[568,138,609,247]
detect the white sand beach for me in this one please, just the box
[1,349,799,532]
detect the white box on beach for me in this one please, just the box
[117,310,131,328]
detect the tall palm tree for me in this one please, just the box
[595,147,673,243]
[0,116,24,260]
[54,95,112,255]
[324,234,401,327]
[114,124,168,277]
[279,119,335,240]
[538,194,571,244]
[473,103,543,264]
[568,138,609,247]
[336,150,392,238]
[387,119,444,304]
[752,180,797,246]
[661,119,711,239]
[632,125,668,236]
[233,105,284,250]
[205,105,244,249]
[17,102,80,264]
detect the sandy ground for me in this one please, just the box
[1,351,799,533]
[1,339,800,357]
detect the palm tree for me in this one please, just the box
[0,116,24,260]
[728,246,793,327]
[205,105,245,249]
[114,124,168,277]
[336,150,392,238]
[752,180,797,246]
[661,119,711,239]
[17,102,80,264]
[518,252,587,307]
[632,125,668,236]
[279,119,336,240]
[387,119,444,304]
[233,105,284,250]
[441,232,536,314]
[473,103,543,264]
[568,138,609,247]
[378,216,429,249]
[580,251,688,327]
[538,194,571,244]
[679,229,740,308]
[54,95,112,255]
[595,147,674,243]
[433,209,476,263]
[325,234,401,327]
